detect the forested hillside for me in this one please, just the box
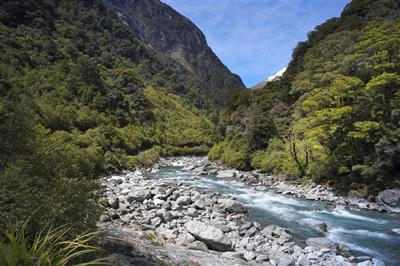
[0,0,215,236]
[210,0,400,197]
[105,0,245,107]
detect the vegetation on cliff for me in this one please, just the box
[0,0,214,239]
[210,0,400,197]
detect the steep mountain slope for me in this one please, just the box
[105,0,246,105]
[0,0,214,235]
[210,0,400,197]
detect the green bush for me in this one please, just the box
[209,138,250,170]
[0,222,105,266]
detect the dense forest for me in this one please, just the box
[1,0,400,263]
[210,0,400,198]
[0,0,216,242]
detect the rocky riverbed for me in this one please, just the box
[98,156,399,265]
[166,157,399,214]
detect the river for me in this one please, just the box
[149,164,400,265]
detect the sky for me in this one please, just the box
[161,0,351,87]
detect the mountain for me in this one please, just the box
[251,67,287,89]
[210,0,400,197]
[0,0,217,235]
[105,0,245,106]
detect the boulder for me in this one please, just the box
[377,189,400,209]
[187,240,209,251]
[176,196,192,206]
[175,233,196,246]
[244,227,257,237]
[357,261,373,266]
[256,255,269,262]
[185,221,232,251]
[157,209,172,222]
[277,255,294,266]
[239,222,253,231]
[134,169,143,176]
[305,237,334,249]
[127,190,152,203]
[243,251,256,261]
[158,229,175,240]
[153,198,164,206]
[219,199,246,213]
[318,223,328,232]
[151,217,162,227]
[194,199,207,210]
[187,207,199,217]
[120,188,131,195]
[216,170,236,178]
[277,231,292,245]
[371,258,385,266]
[99,214,111,222]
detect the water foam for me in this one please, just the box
[318,206,387,224]
[329,227,393,240]
[392,228,400,235]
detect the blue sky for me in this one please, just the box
[161,0,351,87]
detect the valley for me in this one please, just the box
[0,0,399,265]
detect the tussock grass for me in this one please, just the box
[0,221,108,266]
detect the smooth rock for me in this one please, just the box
[127,190,152,203]
[277,231,292,245]
[256,254,269,262]
[187,207,199,217]
[216,170,236,178]
[219,199,247,213]
[278,255,294,266]
[239,222,252,231]
[357,261,373,266]
[305,237,334,248]
[372,258,385,266]
[243,251,256,261]
[151,217,162,227]
[185,221,232,251]
[244,227,257,237]
[377,189,400,210]
[175,233,196,246]
[193,199,206,209]
[187,240,209,251]
[296,254,311,266]
[120,188,131,195]
[157,209,172,222]
[176,196,192,206]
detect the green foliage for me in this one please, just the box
[0,0,215,248]
[251,138,298,176]
[213,0,400,195]
[209,138,250,170]
[0,222,104,266]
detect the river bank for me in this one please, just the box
[98,156,399,265]
[162,157,399,214]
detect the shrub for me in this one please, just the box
[0,222,105,266]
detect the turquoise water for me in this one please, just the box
[150,166,400,264]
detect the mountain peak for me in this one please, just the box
[251,67,287,89]
[106,0,245,106]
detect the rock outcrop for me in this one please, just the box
[105,0,245,106]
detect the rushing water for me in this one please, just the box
[150,165,400,265]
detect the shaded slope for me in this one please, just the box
[106,0,246,106]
